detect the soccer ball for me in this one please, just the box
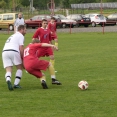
[78,80,88,90]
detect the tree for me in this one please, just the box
[0,0,6,8]
[60,0,70,8]
[20,0,30,6]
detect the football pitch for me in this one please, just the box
[0,32,117,117]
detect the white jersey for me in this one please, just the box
[14,18,25,27]
[3,32,24,52]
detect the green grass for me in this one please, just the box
[0,32,117,117]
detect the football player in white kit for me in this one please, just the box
[14,13,25,33]
[2,25,26,91]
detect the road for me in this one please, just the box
[0,26,117,34]
[56,26,117,33]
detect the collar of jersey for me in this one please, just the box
[50,22,54,24]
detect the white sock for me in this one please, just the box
[14,69,22,85]
[51,75,56,79]
[5,72,11,82]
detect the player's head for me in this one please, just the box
[32,39,40,44]
[18,25,26,36]
[18,13,23,19]
[42,19,48,28]
[51,17,55,22]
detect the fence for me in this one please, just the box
[0,21,116,35]
[71,2,117,9]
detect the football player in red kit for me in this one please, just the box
[32,19,55,70]
[23,39,61,89]
[48,17,58,48]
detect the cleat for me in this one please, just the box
[41,80,48,89]
[7,81,13,91]
[52,79,62,85]
[14,84,21,89]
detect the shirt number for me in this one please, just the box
[24,47,29,57]
[6,36,13,43]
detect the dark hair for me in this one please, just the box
[51,17,55,20]
[18,25,25,31]
[42,19,47,22]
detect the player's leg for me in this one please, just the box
[49,55,55,68]
[2,51,13,91]
[54,38,58,48]
[25,59,49,89]
[40,73,48,89]
[28,70,48,89]
[14,64,23,88]
[48,62,61,85]
[13,52,23,88]
[52,33,58,48]
[47,47,56,70]
[5,67,14,90]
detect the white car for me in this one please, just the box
[85,13,106,27]
[54,14,77,28]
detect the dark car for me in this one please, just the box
[105,16,116,26]
[53,14,77,28]
[66,14,91,27]
[107,13,117,25]
[25,15,60,29]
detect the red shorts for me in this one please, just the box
[24,58,49,78]
[51,32,57,40]
[36,47,53,58]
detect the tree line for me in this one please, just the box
[0,0,117,9]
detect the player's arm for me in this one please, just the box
[32,29,39,40]
[48,23,53,34]
[49,31,52,44]
[23,18,25,25]
[41,43,58,51]
[19,45,24,59]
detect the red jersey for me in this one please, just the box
[48,22,56,33]
[23,43,42,59]
[33,27,52,43]
[23,43,49,78]
[48,22,57,40]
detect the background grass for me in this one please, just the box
[0,32,117,117]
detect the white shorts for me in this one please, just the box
[2,50,22,68]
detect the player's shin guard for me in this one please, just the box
[5,72,11,82]
[55,42,58,48]
[40,75,46,82]
[14,69,22,85]
[50,59,55,68]
[48,64,56,79]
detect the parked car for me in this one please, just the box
[53,14,77,28]
[66,14,91,27]
[105,16,116,26]
[107,13,117,25]
[25,15,61,29]
[85,13,106,27]
[0,13,18,30]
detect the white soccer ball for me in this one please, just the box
[78,80,88,90]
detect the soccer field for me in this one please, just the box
[0,32,117,117]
